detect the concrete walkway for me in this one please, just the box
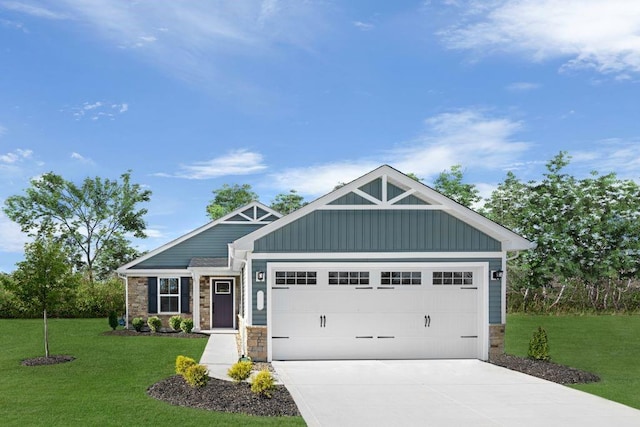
[272,360,640,427]
[199,332,238,380]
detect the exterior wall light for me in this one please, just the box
[491,270,504,280]
[255,271,265,282]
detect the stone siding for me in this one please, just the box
[489,323,505,360]
[246,326,267,361]
[126,276,193,329]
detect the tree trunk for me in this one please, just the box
[44,308,50,358]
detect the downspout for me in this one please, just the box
[118,273,129,329]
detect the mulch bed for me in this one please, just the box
[102,329,208,338]
[147,375,300,417]
[21,355,75,366]
[490,353,600,384]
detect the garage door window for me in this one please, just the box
[329,271,369,285]
[275,271,317,285]
[432,271,473,285]
[381,271,421,285]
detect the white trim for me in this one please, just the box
[250,252,505,260]
[316,204,449,210]
[210,277,237,329]
[117,201,282,273]
[120,269,190,276]
[501,252,507,325]
[267,261,490,362]
[382,173,388,202]
[352,188,383,205]
[387,188,417,205]
[247,257,253,326]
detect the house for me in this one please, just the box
[117,165,533,361]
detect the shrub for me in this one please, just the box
[184,364,209,388]
[251,369,275,398]
[169,315,182,331]
[227,360,253,383]
[180,318,194,334]
[108,311,118,330]
[175,355,197,375]
[528,326,550,361]
[147,316,162,332]
[131,317,144,332]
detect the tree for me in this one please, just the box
[8,235,78,357]
[271,190,307,215]
[3,171,151,283]
[206,184,258,220]
[433,164,480,208]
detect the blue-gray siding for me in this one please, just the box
[250,258,503,326]
[134,224,264,269]
[254,210,501,253]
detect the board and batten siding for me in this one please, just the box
[254,210,501,253]
[135,224,264,269]
[250,258,503,326]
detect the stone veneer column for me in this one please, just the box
[489,324,505,360]
[246,326,267,361]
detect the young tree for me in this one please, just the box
[8,235,78,357]
[271,190,307,215]
[3,171,151,283]
[206,184,258,220]
[433,164,480,208]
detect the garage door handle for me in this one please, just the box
[320,315,326,328]
[425,315,431,327]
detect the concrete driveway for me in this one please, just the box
[272,360,640,427]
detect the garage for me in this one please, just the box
[269,263,487,360]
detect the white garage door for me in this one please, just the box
[270,264,485,360]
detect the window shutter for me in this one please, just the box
[180,277,190,313]
[148,277,158,314]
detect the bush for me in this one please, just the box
[175,355,197,375]
[108,311,118,330]
[251,369,275,398]
[131,317,144,332]
[169,315,182,331]
[180,318,194,333]
[184,364,209,388]
[227,360,253,383]
[147,316,162,332]
[528,326,550,361]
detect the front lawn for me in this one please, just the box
[0,318,304,426]
[506,313,640,409]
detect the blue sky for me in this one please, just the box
[2,0,640,272]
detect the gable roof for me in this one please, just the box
[117,201,282,273]
[231,165,534,253]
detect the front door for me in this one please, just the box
[211,279,234,328]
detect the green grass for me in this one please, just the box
[506,313,640,409]
[0,318,305,427]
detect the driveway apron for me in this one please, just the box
[272,360,640,427]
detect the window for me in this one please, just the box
[432,271,473,285]
[215,281,231,294]
[329,271,369,285]
[381,271,421,285]
[275,271,317,285]
[159,277,180,312]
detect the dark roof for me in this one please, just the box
[188,257,229,268]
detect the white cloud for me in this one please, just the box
[440,0,640,75]
[0,1,67,20]
[353,21,374,31]
[0,148,32,164]
[158,149,267,179]
[571,139,640,178]
[271,109,530,196]
[0,124,6,137]
[69,100,129,120]
[0,211,28,253]
[506,82,541,92]
[70,152,94,165]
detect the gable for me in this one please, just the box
[232,165,533,254]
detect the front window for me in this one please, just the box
[159,277,180,313]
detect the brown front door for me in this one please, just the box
[211,279,234,328]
